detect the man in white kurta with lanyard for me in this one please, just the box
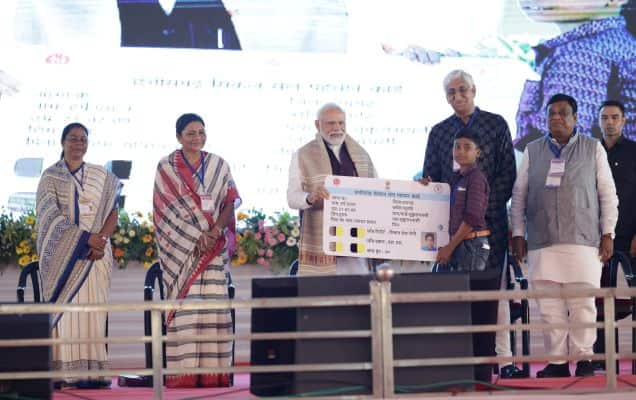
[287,102,377,275]
[511,93,618,378]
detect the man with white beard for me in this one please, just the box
[287,102,377,275]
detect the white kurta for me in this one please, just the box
[287,143,375,275]
[510,138,618,360]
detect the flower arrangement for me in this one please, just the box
[0,208,37,268]
[111,210,158,269]
[232,209,300,274]
[1,207,299,272]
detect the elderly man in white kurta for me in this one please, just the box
[511,94,618,378]
[287,102,377,275]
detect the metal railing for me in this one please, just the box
[1,277,635,399]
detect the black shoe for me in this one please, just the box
[591,360,605,371]
[575,361,595,377]
[75,379,111,389]
[54,381,75,390]
[499,364,527,379]
[536,363,571,378]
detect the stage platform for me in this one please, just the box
[2,266,634,399]
[49,363,636,399]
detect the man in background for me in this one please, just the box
[594,99,636,367]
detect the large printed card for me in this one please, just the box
[322,175,450,261]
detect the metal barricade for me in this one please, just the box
[0,274,635,399]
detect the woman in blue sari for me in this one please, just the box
[36,122,120,388]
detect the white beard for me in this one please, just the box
[320,131,345,146]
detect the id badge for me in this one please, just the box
[549,159,565,176]
[545,175,561,187]
[201,195,214,212]
[78,198,94,215]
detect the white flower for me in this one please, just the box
[291,228,300,238]
[286,237,297,247]
[123,238,130,244]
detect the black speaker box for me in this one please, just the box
[0,312,52,399]
[250,273,473,397]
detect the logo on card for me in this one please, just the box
[333,178,341,185]
[385,181,391,190]
[433,184,442,193]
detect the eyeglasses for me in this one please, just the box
[548,110,573,118]
[183,130,206,138]
[65,136,88,144]
[446,86,472,97]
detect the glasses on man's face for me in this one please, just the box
[65,136,88,144]
[446,86,471,97]
[548,110,573,119]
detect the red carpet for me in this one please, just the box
[52,363,636,399]
[54,374,253,400]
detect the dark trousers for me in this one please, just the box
[440,237,490,272]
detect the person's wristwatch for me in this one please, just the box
[305,193,313,206]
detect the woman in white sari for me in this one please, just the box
[36,122,120,389]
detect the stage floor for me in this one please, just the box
[51,363,636,400]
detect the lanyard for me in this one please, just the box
[70,163,85,190]
[181,150,205,186]
[454,108,479,134]
[546,137,564,159]
[545,131,576,158]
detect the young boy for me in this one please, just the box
[435,127,491,271]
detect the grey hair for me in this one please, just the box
[316,102,346,120]
[443,69,475,92]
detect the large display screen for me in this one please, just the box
[1,0,634,213]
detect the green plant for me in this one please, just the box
[0,208,37,269]
[232,209,299,274]
[110,210,158,269]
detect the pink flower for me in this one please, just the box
[263,259,271,267]
[257,249,265,256]
[266,249,273,258]
[258,219,265,231]
[257,257,266,265]
[255,232,262,240]
[267,237,277,246]
[277,233,286,242]
[265,234,273,243]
